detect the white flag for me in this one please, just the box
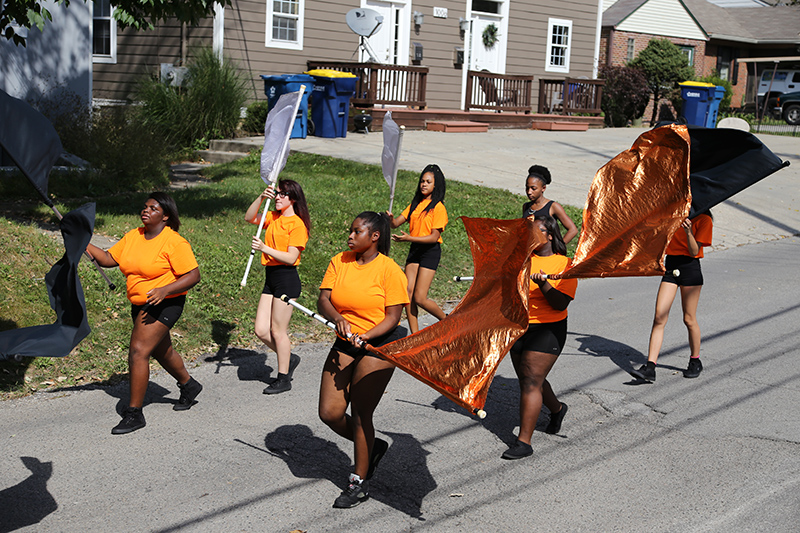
[381,111,401,188]
[260,91,302,183]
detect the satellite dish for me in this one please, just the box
[346,8,383,63]
[346,8,383,37]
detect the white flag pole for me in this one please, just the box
[240,85,306,287]
[388,125,405,214]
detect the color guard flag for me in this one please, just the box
[381,110,403,212]
[685,125,788,217]
[0,89,63,202]
[260,90,304,184]
[0,203,95,359]
[372,217,546,415]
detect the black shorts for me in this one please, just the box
[662,255,703,286]
[511,319,568,356]
[406,242,441,270]
[262,265,302,298]
[332,325,408,359]
[130,295,186,329]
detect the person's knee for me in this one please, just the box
[319,405,343,427]
[683,315,698,329]
[254,323,271,343]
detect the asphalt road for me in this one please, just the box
[2,127,799,532]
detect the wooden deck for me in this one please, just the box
[350,108,603,132]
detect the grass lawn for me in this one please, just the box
[0,151,582,398]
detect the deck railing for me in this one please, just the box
[306,61,428,109]
[464,70,533,113]
[538,78,605,115]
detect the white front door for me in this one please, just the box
[469,14,504,73]
[363,0,410,65]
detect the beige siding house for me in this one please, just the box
[93,0,603,111]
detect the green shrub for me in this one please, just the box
[242,100,270,134]
[599,65,650,127]
[135,47,248,149]
[698,73,733,112]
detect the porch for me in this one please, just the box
[306,61,604,131]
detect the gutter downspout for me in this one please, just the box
[593,0,603,78]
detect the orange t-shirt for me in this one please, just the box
[401,199,448,244]
[665,214,713,258]
[528,254,577,324]
[320,251,409,335]
[109,227,199,305]
[252,212,308,266]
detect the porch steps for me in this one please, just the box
[531,121,590,131]
[426,120,489,133]
[196,139,257,164]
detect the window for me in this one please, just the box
[472,0,501,15]
[626,38,635,63]
[545,18,571,73]
[266,0,304,50]
[680,45,694,67]
[93,0,116,63]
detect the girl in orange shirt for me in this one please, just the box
[503,215,577,460]
[522,165,579,244]
[630,212,713,382]
[245,179,311,394]
[317,211,409,508]
[388,164,448,333]
[87,192,202,435]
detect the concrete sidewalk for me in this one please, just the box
[287,127,800,252]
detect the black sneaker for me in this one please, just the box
[501,439,533,460]
[366,438,388,480]
[174,377,203,411]
[111,407,146,435]
[630,364,656,382]
[545,402,568,435]
[332,480,369,508]
[684,358,703,378]
[288,353,301,378]
[263,374,292,395]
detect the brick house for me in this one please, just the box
[600,0,800,122]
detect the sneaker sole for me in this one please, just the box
[111,421,146,435]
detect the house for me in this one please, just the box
[0,0,92,109]
[92,0,604,114]
[599,0,800,119]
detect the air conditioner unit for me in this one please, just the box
[160,64,190,87]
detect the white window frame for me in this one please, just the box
[265,0,304,50]
[679,45,694,67]
[92,0,117,64]
[545,18,571,74]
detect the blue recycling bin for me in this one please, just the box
[306,69,358,138]
[261,74,314,139]
[679,82,726,128]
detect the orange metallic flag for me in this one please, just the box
[558,124,693,280]
[371,217,546,415]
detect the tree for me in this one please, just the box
[629,38,695,125]
[599,65,651,127]
[2,0,231,47]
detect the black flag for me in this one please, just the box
[0,203,95,359]
[686,126,789,217]
[0,89,64,202]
